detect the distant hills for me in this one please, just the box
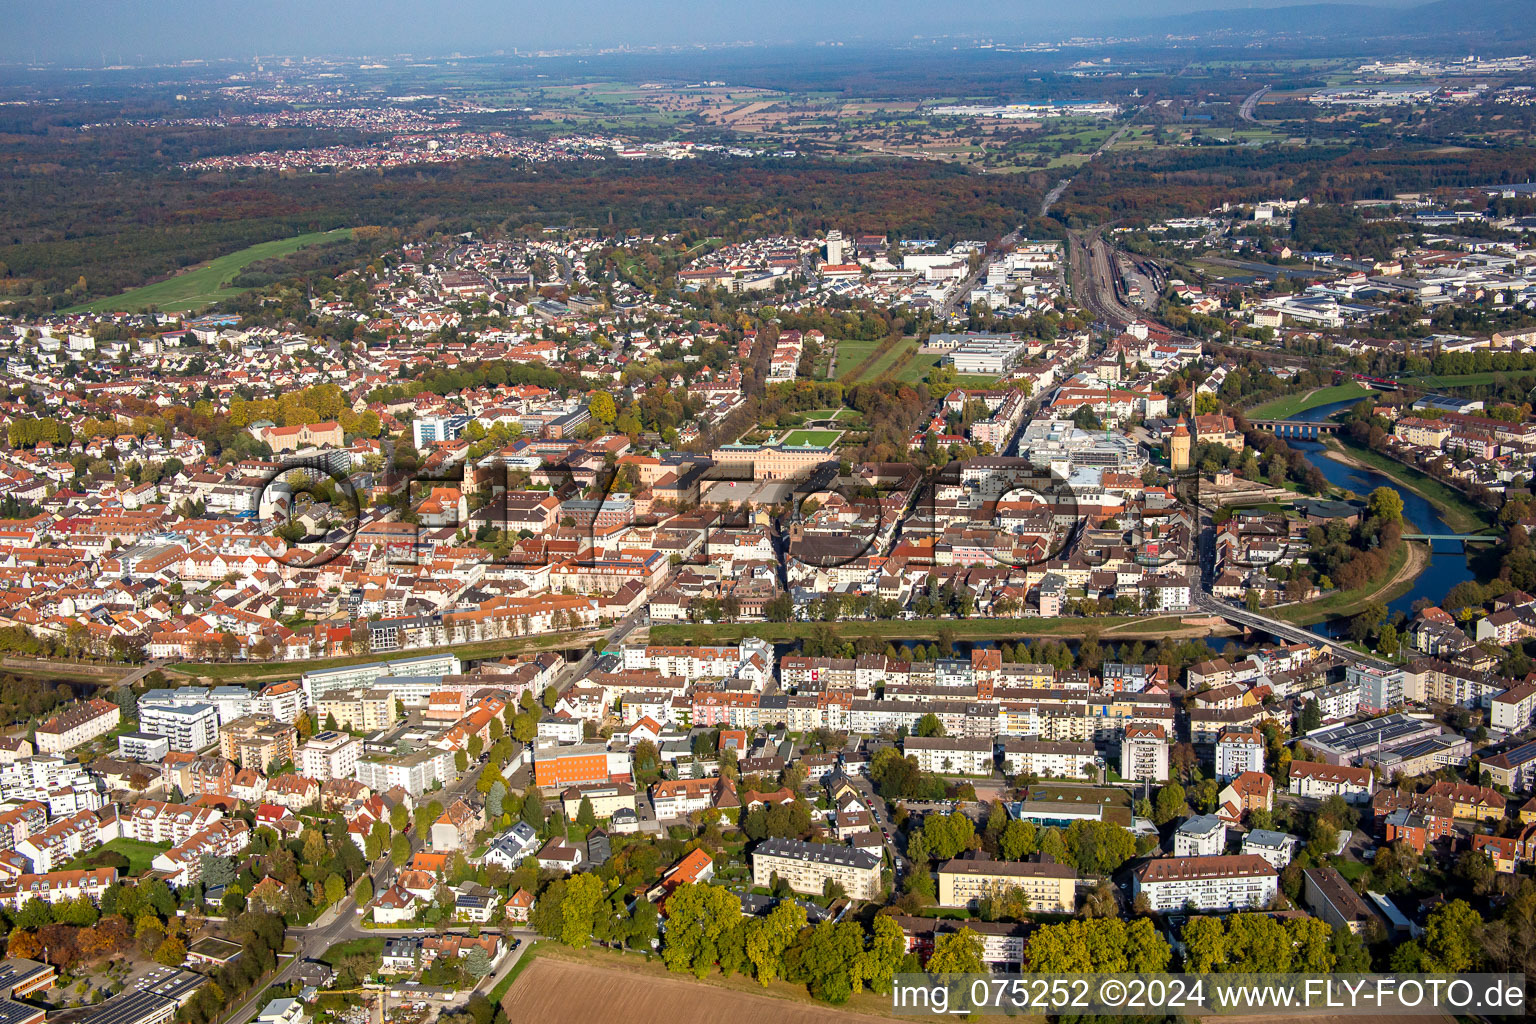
[1109,0,1535,44]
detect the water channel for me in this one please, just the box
[1284,397,1475,636]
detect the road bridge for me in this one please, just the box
[1194,593,1396,671]
[1250,419,1340,439]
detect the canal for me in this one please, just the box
[1286,398,1474,634]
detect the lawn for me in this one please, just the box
[171,629,590,682]
[61,838,170,876]
[324,937,385,963]
[894,351,943,385]
[646,616,1226,645]
[1326,436,1492,535]
[70,229,354,313]
[855,339,918,382]
[833,338,882,380]
[1245,382,1370,419]
[1272,540,1414,626]
[1399,371,1520,389]
[778,429,841,448]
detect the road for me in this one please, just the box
[1238,86,1270,123]
[1039,112,1141,217]
[1191,591,1396,670]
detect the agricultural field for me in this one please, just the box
[70,229,353,313]
[502,946,903,1024]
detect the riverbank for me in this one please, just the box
[1322,436,1491,535]
[1273,540,1425,626]
[1246,382,1370,419]
[646,616,1237,645]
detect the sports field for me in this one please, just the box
[779,429,841,447]
[71,228,353,313]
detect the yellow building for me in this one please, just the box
[936,853,1076,913]
[1168,421,1192,472]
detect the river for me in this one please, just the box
[1285,397,1474,635]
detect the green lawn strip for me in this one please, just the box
[858,339,918,382]
[1271,541,1413,626]
[893,351,943,384]
[779,429,841,448]
[61,837,170,876]
[834,339,883,381]
[645,616,1229,645]
[1244,382,1370,419]
[171,630,591,682]
[69,229,353,313]
[1325,435,1493,535]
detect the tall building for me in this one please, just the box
[825,230,845,266]
[751,837,881,900]
[139,703,219,753]
[1168,420,1191,472]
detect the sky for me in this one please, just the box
[1,0,1418,64]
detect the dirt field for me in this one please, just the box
[501,948,906,1024]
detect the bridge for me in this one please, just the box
[1194,593,1396,671]
[1402,533,1499,544]
[1249,419,1340,439]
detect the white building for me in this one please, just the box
[903,736,993,775]
[1287,760,1375,803]
[139,703,220,753]
[300,731,361,781]
[1173,814,1225,857]
[1215,727,1265,783]
[997,739,1095,779]
[1120,725,1169,782]
[1241,829,1301,869]
[1132,855,1278,912]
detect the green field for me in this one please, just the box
[645,616,1229,645]
[1245,382,1370,419]
[895,351,944,384]
[71,229,353,313]
[834,338,883,380]
[857,339,918,382]
[1400,372,1520,389]
[1326,435,1493,535]
[62,838,170,876]
[779,429,841,448]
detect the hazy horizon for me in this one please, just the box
[2,0,1423,64]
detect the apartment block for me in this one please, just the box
[997,739,1094,779]
[903,736,993,775]
[300,731,361,781]
[1120,725,1169,782]
[218,715,298,771]
[34,699,121,755]
[935,853,1075,913]
[751,837,882,900]
[139,703,220,753]
[1131,854,1278,912]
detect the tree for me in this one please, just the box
[1368,486,1404,524]
[324,874,346,906]
[154,935,187,967]
[863,915,907,995]
[354,876,374,907]
[660,884,742,978]
[1181,916,1227,973]
[390,804,410,832]
[464,945,492,978]
[744,899,806,986]
[999,819,1038,861]
[926,927,984,974]
[1152,783,1187,825]
[914,713,945,738]
[576,797,597,829]
[390,833,411,864]
[561,874,604,948]
[1422,899,1482,972]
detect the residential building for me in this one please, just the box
[935,853,1076,913]
[1173,814,1225,857]
[1120,725,1169,782]
[299,732,361,781]
[1132,855,1278,913]
[34,699,120,755]
[139,703,219,753]
[751,838,882,900]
